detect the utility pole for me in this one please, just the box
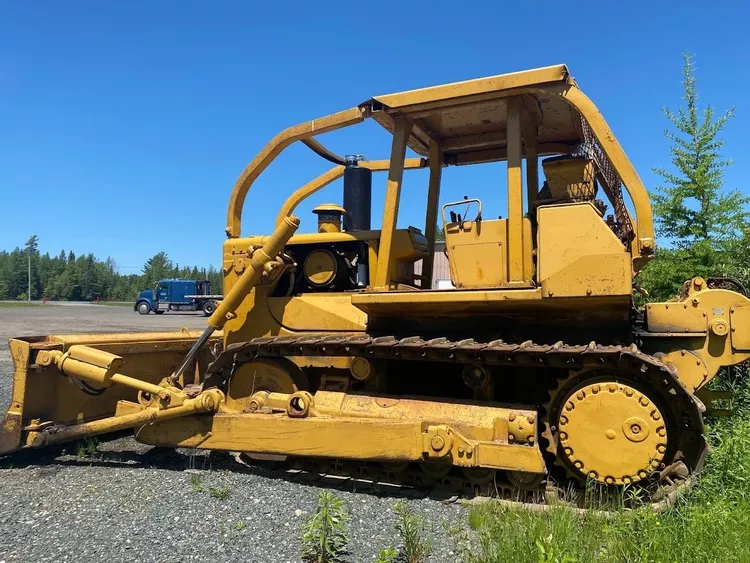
[24,235,37,303]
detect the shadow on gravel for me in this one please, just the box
[0,441,459,502]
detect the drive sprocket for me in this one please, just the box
[557,381,667,484]
[542,371,672,486]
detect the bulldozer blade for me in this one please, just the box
[1,331,221,454]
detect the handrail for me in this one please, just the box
[274,158,426,229]
[226,107,366,238]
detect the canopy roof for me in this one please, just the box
[360,64,582,164]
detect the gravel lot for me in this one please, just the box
[0,305,465,562]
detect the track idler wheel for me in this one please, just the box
[555,381,667,485]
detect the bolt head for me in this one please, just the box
[430,435,445,451]
[508,413,516,422]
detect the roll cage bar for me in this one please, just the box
[226,64,655,290]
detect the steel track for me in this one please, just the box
[205,334,707,506]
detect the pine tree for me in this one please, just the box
[642,54,748,300]
[142,252,174,288]
[651,53,747,251]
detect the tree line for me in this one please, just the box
[0,243,222,302]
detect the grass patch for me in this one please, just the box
[0,301,44,308]
[459,497,750,563]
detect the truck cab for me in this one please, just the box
[134,279,220,316]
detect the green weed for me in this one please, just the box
[209,482,232,501]
[190,474,203,493]
[393,502,432,563]
[375,547,398,563]
[300,491,350,563]
[75,437,99,459]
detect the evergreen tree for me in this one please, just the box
[651,53,747,250]
[641,54,748,300]
[142,252,175,288]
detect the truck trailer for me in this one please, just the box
[134,279,222,316]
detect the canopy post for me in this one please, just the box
[374,118,413,289]
[421,141,443,289]
[506,98,525,285]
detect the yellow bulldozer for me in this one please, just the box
[4,64,750,499]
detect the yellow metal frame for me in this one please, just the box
[225,64,655,292]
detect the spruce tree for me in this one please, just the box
[651,53,747,251]
[641,54,747,300]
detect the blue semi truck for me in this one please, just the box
[134,279,223,316]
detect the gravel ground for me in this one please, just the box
[0,305,466,562]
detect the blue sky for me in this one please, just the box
[1,1,748,274]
